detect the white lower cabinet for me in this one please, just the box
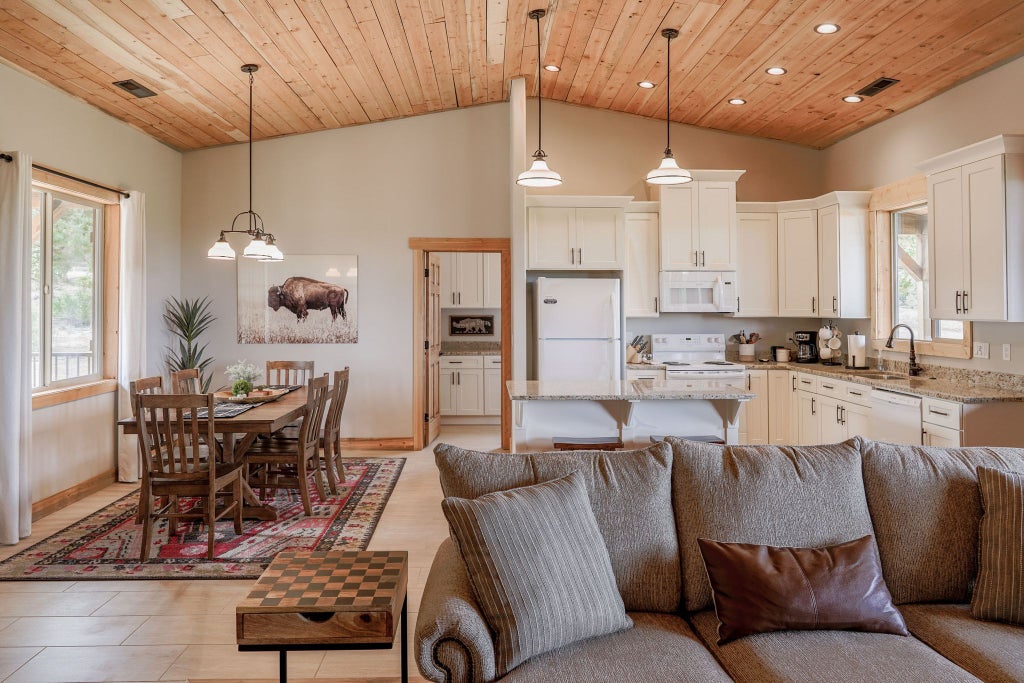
[739,370,769,445]
[923,423,962,447]
[843,402,872,440]
[818,394,845,443]
[441,356,484,416]
[797,390,821,445]
[768,370,791,445]
[484,356,502,416]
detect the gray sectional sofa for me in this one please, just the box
[415,437,1024,682]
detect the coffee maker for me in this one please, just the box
[793,330,819,363]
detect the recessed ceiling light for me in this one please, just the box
[544,64,560,72]
[843,95,863,103]
[765,66,787,75]
[728,98,746,105]
[637,80,656,89]
[815,23,840,34]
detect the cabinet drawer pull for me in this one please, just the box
[928,408,950,417]
[849,390,862,396]
[448,361,463,364]
[822,384,835,390]
[299,612,335,623]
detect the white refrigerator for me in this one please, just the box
[535,277,621,381]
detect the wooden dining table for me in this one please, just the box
[117,387,309,522]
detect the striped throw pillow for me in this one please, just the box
[971,466,1024,625]
[442,470,632,677]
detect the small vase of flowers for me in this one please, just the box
[225,360,261,397]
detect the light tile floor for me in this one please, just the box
[0,426,497,682]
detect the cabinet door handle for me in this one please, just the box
[451,372,455,385]
[457,291,461,305]
[654,296,659,313]
[736,296,740,313]
[457,371,461,385]
[694,250,699,267]
[792,376,797,391]
[962,290,969,313]
[701,250,706,267]
[833,296,838,314]
[836,404,841,424]
[955,290,961,314]
[811,397,816,415]
[747,375,751,391]
[570,247,575,265]
[451,292,455,304]
[812,296,816,313]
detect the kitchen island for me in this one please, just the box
[507,380,754,453]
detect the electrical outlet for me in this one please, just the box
[1004,344,1012,361]
[974,342,990,359]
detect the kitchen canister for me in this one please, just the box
[739,343,756,361]
[847,333,867,368]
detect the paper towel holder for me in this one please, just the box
[846,331,870,370]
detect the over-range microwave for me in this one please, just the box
[659,271,738,313]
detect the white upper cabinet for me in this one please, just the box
[734,212,778,317]
[483,253,501,308]
[817,195,870,319]
[659,170,744,271]
[625,211,660,317]
[920,135,1024,322]
[777,210,819,317]
[526,197,630,270]
[439,252,495,309]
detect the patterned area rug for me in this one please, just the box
[0,457,404,580]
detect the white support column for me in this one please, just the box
[509,77,527,384]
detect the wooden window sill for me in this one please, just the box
[874,338,972,361]
[32,378,118,410]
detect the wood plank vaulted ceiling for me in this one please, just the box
[2,0,1023,151]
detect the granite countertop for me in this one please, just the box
[505,380,754,401]
[625,361,1024,403]
[440,342,501,357]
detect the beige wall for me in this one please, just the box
[181,104,510,439]
[526,100,827,201]
[0,62,182,500]
[822,54,1024,375]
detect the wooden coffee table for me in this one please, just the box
[237,550,409,683]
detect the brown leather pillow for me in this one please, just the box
[697,535,909,643]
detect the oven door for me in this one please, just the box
[665,371,746,388]
[659,271,738,312]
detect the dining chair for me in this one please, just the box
[321,368,351,494]
[266,360,315,387]
[130,376,164,525]
[244,374,330,516]
[135,392,244,560]
[170,368,201,394]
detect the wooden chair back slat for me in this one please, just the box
[300,374,331,452]
[136,393,216,483]
[171,368,201,394]
[324,368,350,445]
[129,376,163,417]
[267,360,314,387]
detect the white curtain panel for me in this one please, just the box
[116,191,147,482]
[0,152,33,544]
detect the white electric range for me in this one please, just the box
[650,333,747,388]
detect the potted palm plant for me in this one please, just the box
[164,296,215,392]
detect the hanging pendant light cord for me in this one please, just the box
[529,9,546,159]
[248,68,254,231]
[663,28,676,157]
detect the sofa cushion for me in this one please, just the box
[434,442,680,613]
[698,534,907,643]
[902,603,1024,683]
[668,437,875,612]
[442,471,632,678]
[498,612,732,683]
[689,609,980,683]
[861,441,1024,604]
[972,466,1024,624]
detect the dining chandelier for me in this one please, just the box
[207,64,284,262]
[516,9,563,188]
[646,28,692,185]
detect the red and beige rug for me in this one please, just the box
[0,457,405,581]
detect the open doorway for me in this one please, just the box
[409,238,512,451]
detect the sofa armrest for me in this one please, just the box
[415,537,497,683]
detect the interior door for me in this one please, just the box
[424,253,442,444]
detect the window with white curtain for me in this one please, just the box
[31,187,103,389]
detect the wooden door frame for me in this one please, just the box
[409,238,512,451]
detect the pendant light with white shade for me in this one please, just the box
[646,28,692,185]
[207,64,284,261]
[516,9,562,188]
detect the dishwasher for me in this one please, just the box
[869,389,923,444]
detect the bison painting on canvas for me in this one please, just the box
[268,277,349,322]
[237,255,358,344]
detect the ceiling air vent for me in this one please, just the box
[855,77,900,98]
[113,79,157,98]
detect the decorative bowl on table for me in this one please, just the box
[214,388,288,404]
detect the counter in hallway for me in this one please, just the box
[506,380,755,453]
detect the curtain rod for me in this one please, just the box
[0,153,129,198]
